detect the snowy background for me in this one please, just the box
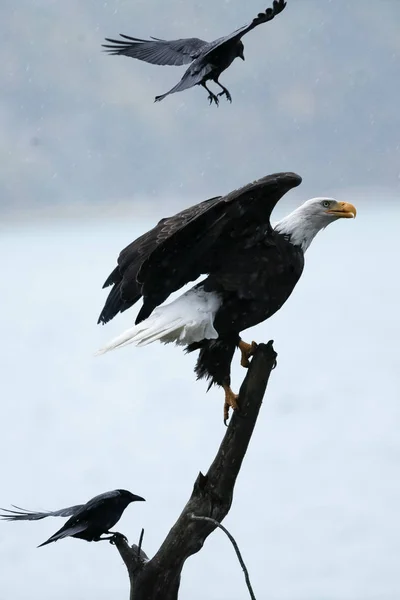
[1,1,400,599]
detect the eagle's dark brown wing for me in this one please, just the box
[98,195,222,324]
[98,172,302,325]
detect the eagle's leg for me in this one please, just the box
[215,80,232,103]
[222,382,239,425]
[201,82,219,106]
[238,339,258,368]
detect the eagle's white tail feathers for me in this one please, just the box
[96,287,221,356]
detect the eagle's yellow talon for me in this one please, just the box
[238,340,257,368]
[223,383,239,424]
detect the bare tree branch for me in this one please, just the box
[111,531,149,589]
[135,528,145,562]
[190,514,256,600]
[114,341,277,600]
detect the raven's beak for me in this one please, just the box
[240,55,245,61]
[132,495,146,502]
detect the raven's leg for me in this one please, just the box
[214,80,232,103]
[238,339,258,368]
[201,82,219,106]
[109,532,129,545]
[94,531,124,542]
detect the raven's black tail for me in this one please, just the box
[186,333,240,390]
[154,71,197,102]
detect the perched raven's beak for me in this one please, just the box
[131,494,146,502]
[240,55,245,61]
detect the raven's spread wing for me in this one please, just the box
[156,0,287,98]
[98,196,222,324]
[98,172,301,325]
[102,36,208,66]
[0,504,84,521]
[204,0,286,59]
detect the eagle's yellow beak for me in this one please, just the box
[326,201,357,219]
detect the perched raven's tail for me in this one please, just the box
[186,333,240,390]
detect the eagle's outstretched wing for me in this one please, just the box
[102,36,208,66]
[98,172,301,325]
[98,195,222,324]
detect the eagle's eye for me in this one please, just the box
[322,200,331,208]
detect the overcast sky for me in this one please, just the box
[2,0,400,218]
[1,1,400,599]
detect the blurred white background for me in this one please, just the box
[1,196,400,599]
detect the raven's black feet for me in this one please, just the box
[109,532,128,545]
[217,89,232,103]
[208,92,219,106]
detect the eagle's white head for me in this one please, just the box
[274,197,357,252]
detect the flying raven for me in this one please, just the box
[0,489,145,547]
[102,0,287,105]
[96,172,356,422]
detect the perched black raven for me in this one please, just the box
[0,489,145,547]
[102,0,286,105]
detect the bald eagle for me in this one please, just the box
[96,172,356,421]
